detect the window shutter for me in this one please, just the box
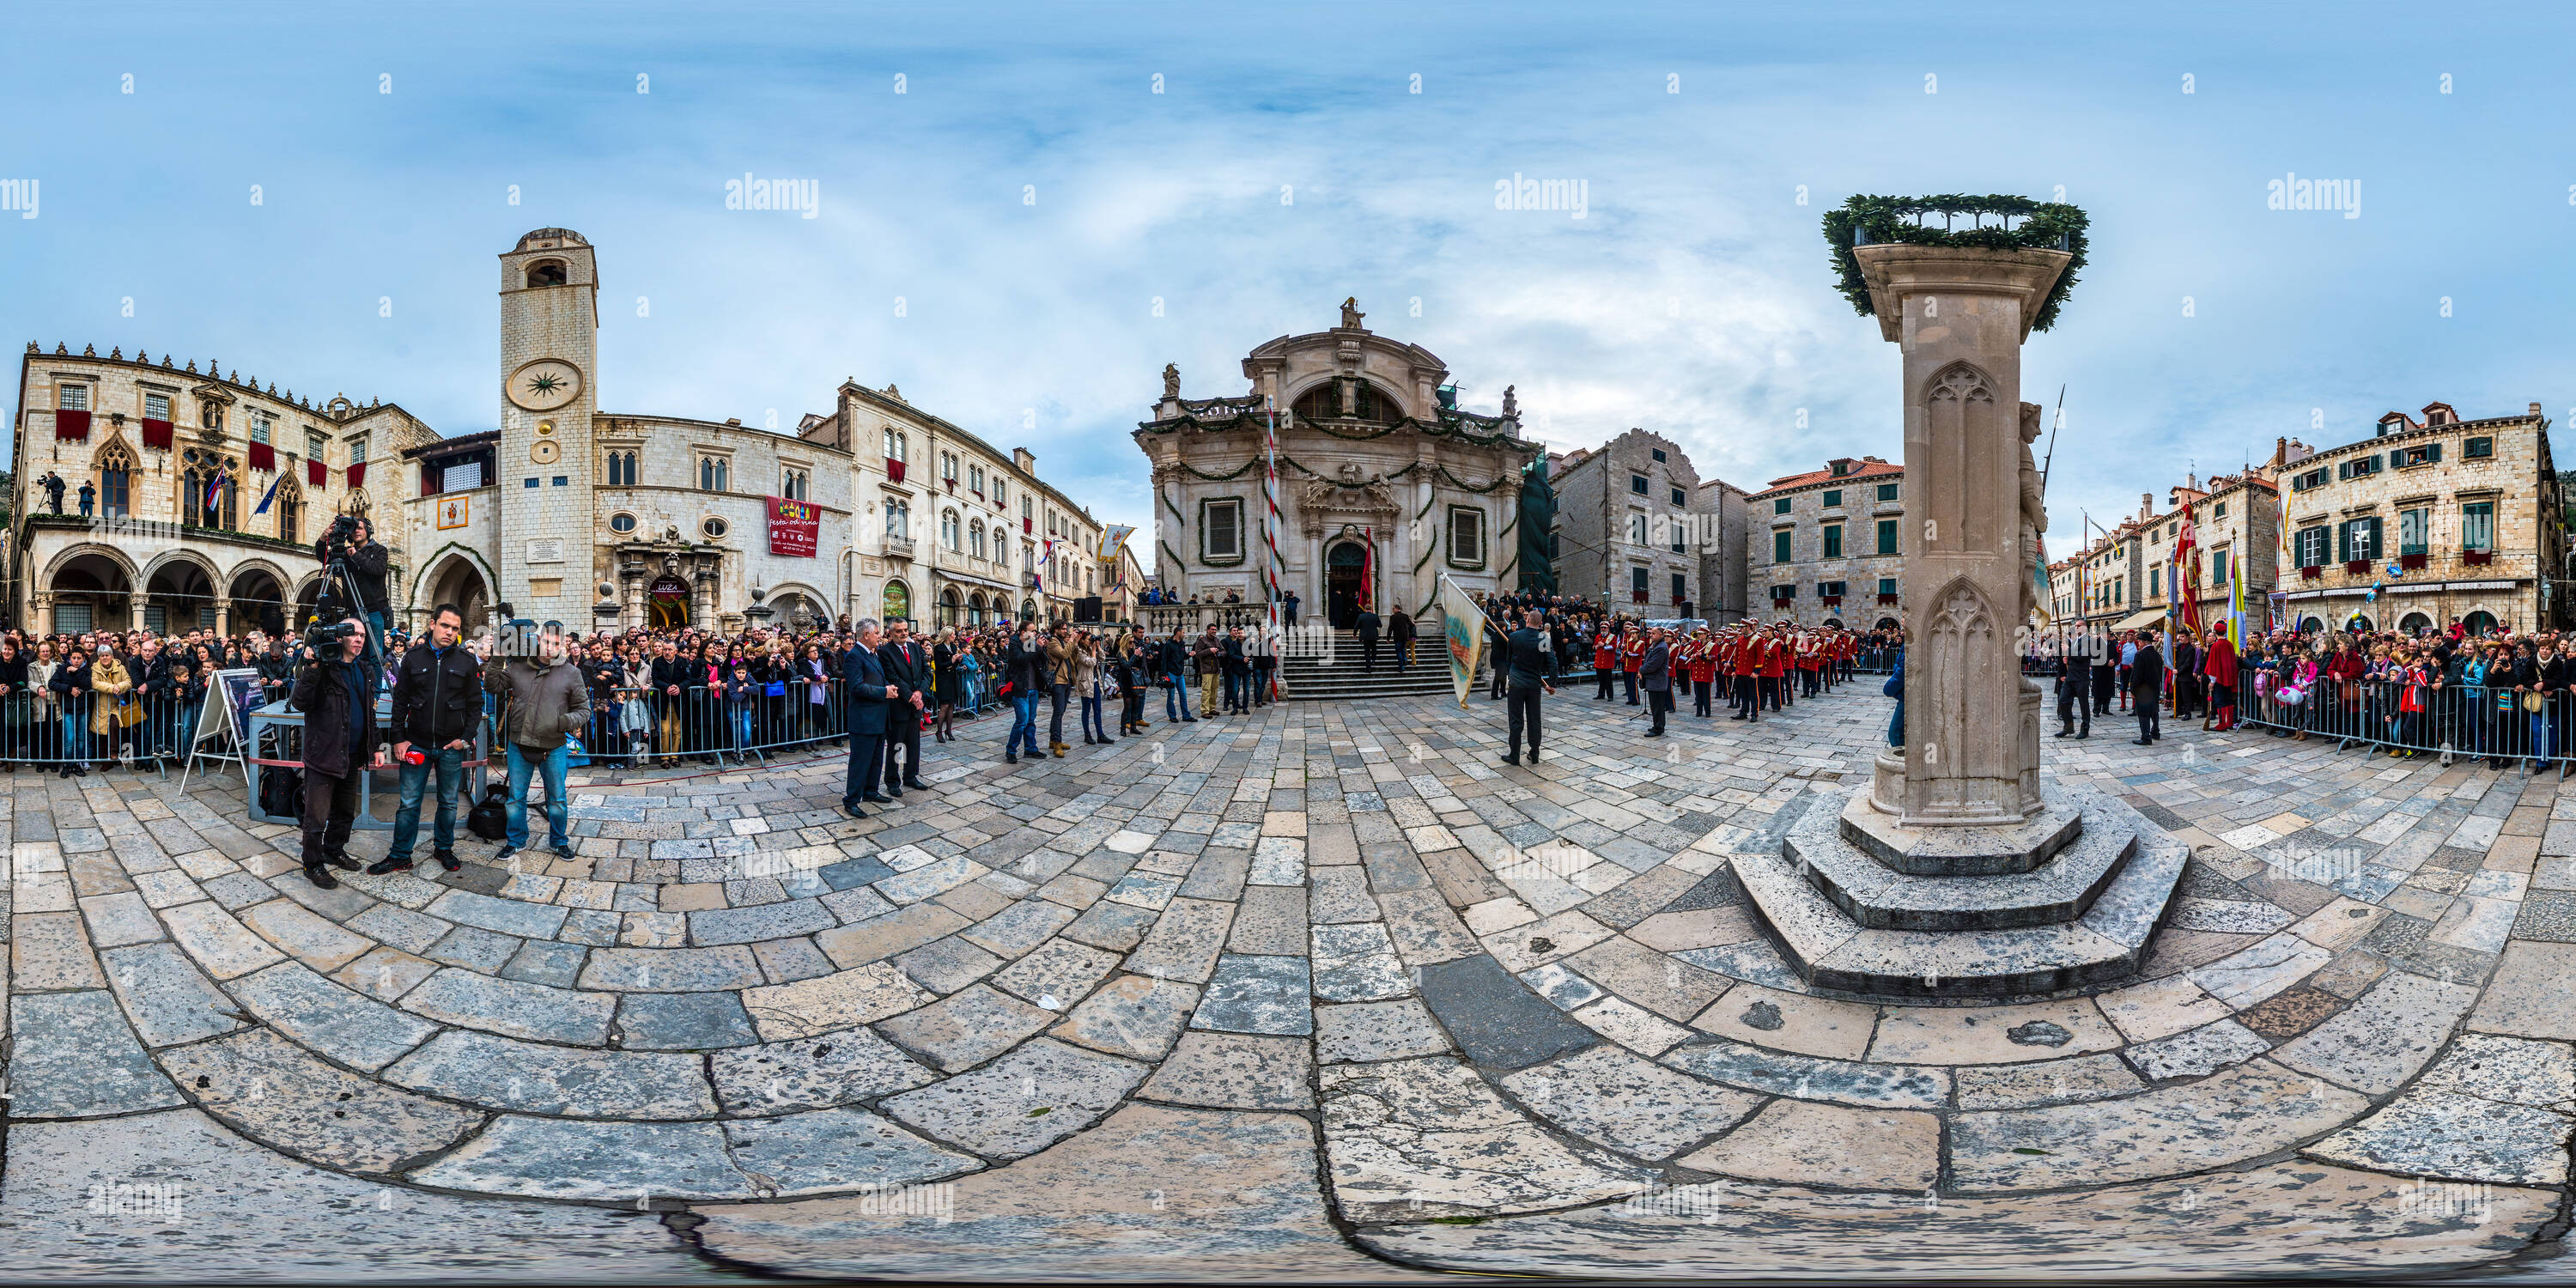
[2336,461,2348,481]
[2427,442,2442,463]
[2366,516,2382,557]
[2336,523,2350,563]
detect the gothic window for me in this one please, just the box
[781,467,809,500]
[969,521,987,560]
[699,456,729,492]
[276,480,302,544]
[346,487,369,519]
[606,450,639,486]
[94,442,134,519]
[885,500,909,538]
[942,509,961,551]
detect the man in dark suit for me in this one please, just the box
[2170,629,2202,720]
[877,619,931,797]
[2055,635,2093,739]
[1640,627,1674,737]
[842,621,896,817]
[1501,610,1557,765]
[2130,630,2166,744]
[1356,608,1382,671]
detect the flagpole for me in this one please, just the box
[1262,398,1286,698]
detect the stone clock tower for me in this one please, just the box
[496,228,599,621]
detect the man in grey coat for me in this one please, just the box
[485,622,592,862]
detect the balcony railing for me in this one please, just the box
[882,537,916,560]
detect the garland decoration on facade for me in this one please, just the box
[1823,194,2088,332]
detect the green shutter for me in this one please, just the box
[1774,530,1792,563]
[2336,522,2349,563]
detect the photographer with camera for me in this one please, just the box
[485,620,591,863]
[313,513,391,665]
[368,604,482,876]
[289,617,380,889]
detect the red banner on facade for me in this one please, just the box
[310,459,329,487]
[248,440,276,472]
[768,495,819,557]
[55,410,89,440]
[141,417,173,450]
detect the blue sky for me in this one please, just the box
[5,1,2572,555]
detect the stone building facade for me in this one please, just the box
[1752,456,1907,628]
[1697,477,1751,624]
[392,229,855,635]
[799,382,1106,630]
[1133,301,1537,627]
[12,228,1125,641]
[2276,401,2562,635]
[9,343,428,635]
[1548,429,1711,614]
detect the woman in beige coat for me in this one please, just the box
[89,647,136,763]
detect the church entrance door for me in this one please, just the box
[1327,540,1369,629]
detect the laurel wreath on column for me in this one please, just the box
[1823,194,2090,331]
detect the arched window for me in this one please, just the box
[969,521,987,560]
[996,542,1009,570]
[883,428,907,462]
[606,450,639,487]
[179,450,240,530]
[968,592,987,625]
[939,586,962,627]
[885,500,908,538]
[1291,380,1399,424]
[347,487,369,518]
[94,442,134,519]
[781,467,808,501]
[276,480,302,544]
[699,456,728,492]
[941,509,961,551]
[526,258,568,288]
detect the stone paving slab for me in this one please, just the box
[0,1109,710,1280]
[4,690,2570,1279]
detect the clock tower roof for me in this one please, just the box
[513,228,589,252]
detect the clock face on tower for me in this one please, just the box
[507,359,584,412]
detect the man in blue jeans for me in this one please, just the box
[1160,628,1196,723]
[483,620,590,863]
[1003,623,1048,762]
[369,605,483,875]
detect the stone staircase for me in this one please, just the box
[1277,632,1460,701]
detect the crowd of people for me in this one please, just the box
[2032,616,2576,769]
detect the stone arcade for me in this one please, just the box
[1736,237,2190,996]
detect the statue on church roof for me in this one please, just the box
[1339,297,1364,331]
[1162,362,1180,399]
[1502,384,1517,418]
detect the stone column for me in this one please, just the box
[214,597,232,638]
[1854,244,2069,829]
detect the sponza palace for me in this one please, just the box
[7,228,1113,636]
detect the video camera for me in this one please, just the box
[302,618,361,654]
[316,513,363,556]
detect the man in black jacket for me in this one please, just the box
[1389,609,1417,671]
[1222,626,1251,714]
[1500,610,1557,765]
[290,617,379,889]
[369,605,480,875]
[1356,608,1382,671]
[2055,638,2093,738]
[1159,629,1196,724]
[131,636,182,768]
[877,620,931,795]
[2130,631,2166,744]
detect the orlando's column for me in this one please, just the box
[1853,240,2068,829]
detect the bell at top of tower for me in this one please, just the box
[514,228,589,252]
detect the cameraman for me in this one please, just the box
[289,617,380,890]
[315,515,392,665]
[368,604,481,876]
[485,621,590,863]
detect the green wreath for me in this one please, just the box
[1822,194,2088,332]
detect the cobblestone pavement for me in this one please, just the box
[2,682,2569,1280]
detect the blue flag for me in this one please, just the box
[253,472,282,516]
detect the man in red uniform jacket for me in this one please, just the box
[2202,627,2240,732]
[1621,629,1647,706]
[1593,632,1619,701]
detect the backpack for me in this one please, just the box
[466,777,509,841]
[258,764,304,820]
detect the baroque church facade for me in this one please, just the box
[1134,301,1540,627]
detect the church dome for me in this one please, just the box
[515,228,589,251]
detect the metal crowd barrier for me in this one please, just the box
[580,680,859,769]
[2237,676,2575,775]
[0,683,211,771]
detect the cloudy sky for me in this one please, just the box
[5,1,2570,556]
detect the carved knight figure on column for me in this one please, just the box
[2018,401,2048,623]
